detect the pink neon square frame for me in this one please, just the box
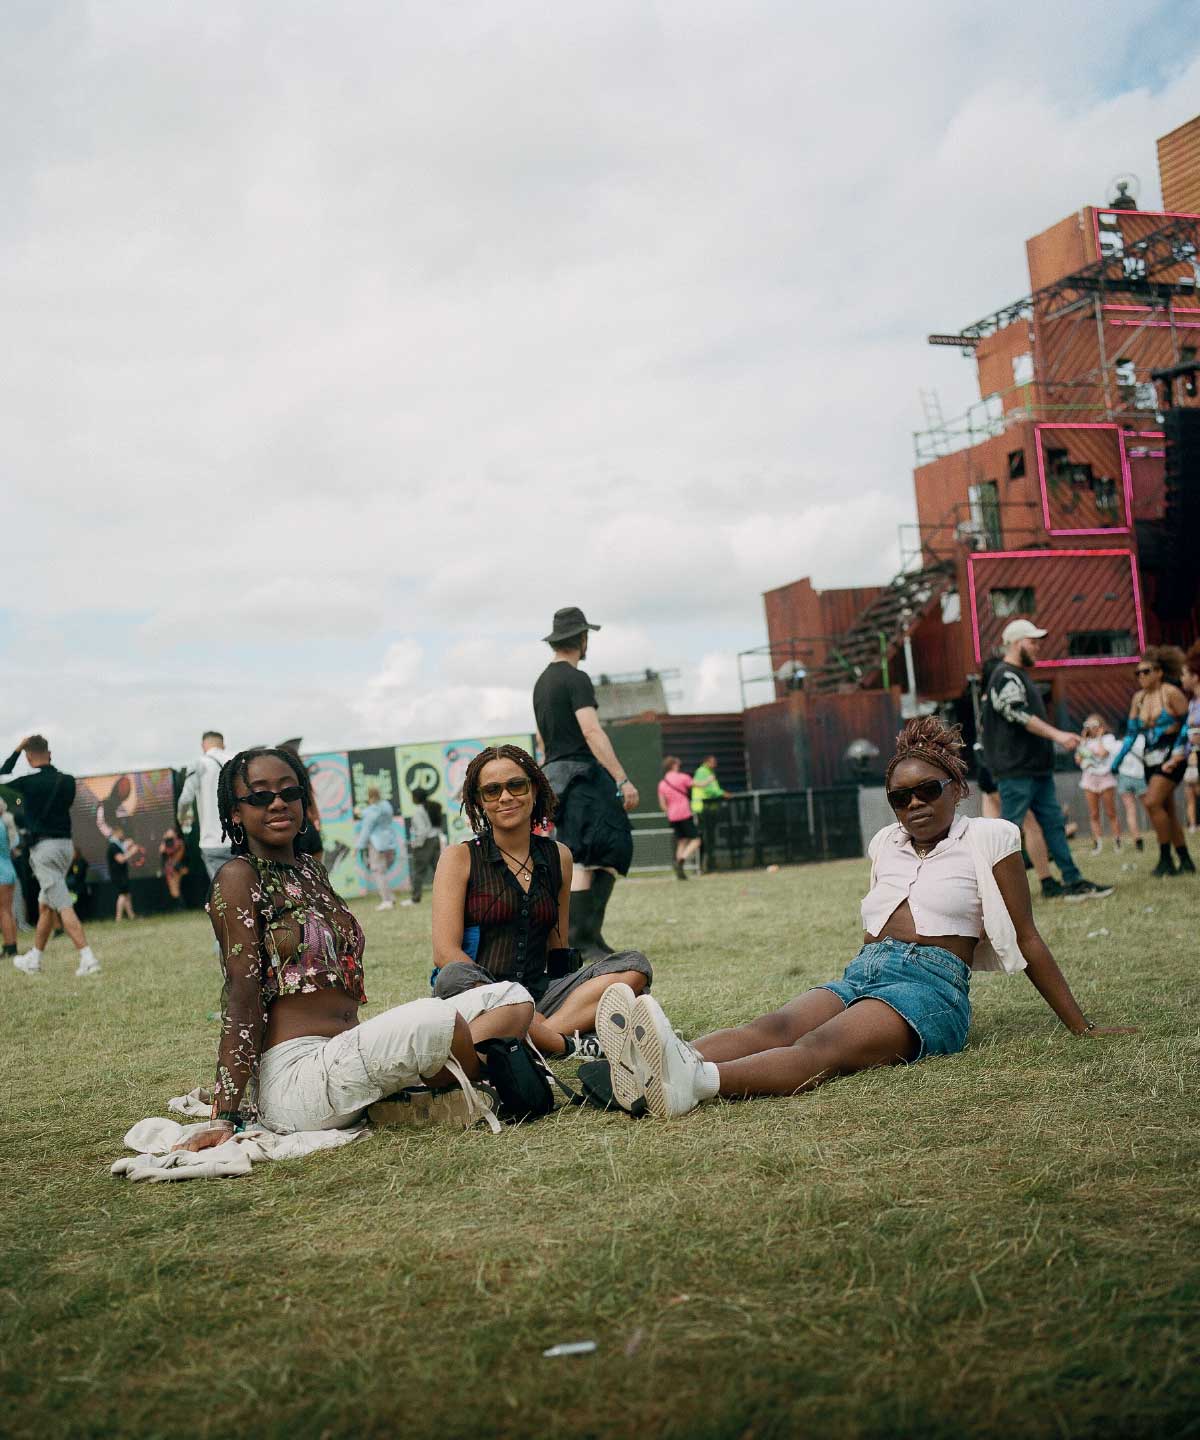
[1034,423,1133,536]
[1091,207,1200,262]
[966,548,1145,668]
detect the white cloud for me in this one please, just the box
[2,3,1198,771]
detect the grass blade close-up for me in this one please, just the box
[1,852,1197,1440]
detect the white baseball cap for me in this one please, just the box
[1001,618,1049,645]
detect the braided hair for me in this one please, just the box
[885,716,970,794]
[216,747,313,855]
[460,745,557,835]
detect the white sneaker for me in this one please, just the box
[13,952,41,975]
[399,899,416,908]
[1090,841,1103,856]
[75,955,101,977]
[595,983,646,1112]
[376,901,395,911]
[631,994,710,1119]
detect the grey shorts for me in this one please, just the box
[31,838,74,911]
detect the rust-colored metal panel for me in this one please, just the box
[745,691,903,790]
[744,696,805,791]
[966,549,1140,665]
[1033,425,1129,533]
[975,320,1035,405]
[658,713,747,792]
[1026,210,1094,290]
[1158,114,1200,215]
[1054,667,1140,732]
[909,603,972,703]
[803,691,903,788]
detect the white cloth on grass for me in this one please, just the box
[111,1111,369,1182]
[168,1087,214,1118]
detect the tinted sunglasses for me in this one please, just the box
[237,785,305,808]
[886,777,955,811]
[479,776,533,802]
[1135,666,1155,676]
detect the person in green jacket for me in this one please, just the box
[691,755,726,872]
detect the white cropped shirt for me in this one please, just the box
[863,815,1026,974]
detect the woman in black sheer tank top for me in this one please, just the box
[431,745,652,1058]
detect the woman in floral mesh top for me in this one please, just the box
[174,748,491,1151]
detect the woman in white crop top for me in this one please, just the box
[595,717,1136,1119]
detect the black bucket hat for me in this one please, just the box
[543,607,602,645]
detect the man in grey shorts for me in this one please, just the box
[177,730,231,881]
[1,735,100,977]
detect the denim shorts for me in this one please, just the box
[817,939,972,1060]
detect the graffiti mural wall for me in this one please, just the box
[303,732,534,899]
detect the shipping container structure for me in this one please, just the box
[749,116,1200,759]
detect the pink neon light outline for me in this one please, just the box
[1102,303,1200,314]
[967,549,1144,668]
[1092,206,1200,261]
[1034,424,1132,536]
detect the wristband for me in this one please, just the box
[1076,1019,1097,1036]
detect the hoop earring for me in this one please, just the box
[298,819,309,836]
[230,821,245,847]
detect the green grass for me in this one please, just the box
[1,845,1198,1440]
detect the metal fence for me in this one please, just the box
[629,787,864,873]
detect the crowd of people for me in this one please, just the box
[5,607,1192,1138]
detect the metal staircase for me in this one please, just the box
[807,560,956,693]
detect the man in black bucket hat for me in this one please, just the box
[533,608,639,960]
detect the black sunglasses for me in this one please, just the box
[1135,666,1156,676]
[479,776,533,802]
[886,777,955,811]
[236,785,305,808]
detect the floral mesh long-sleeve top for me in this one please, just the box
[206,853,366,1120]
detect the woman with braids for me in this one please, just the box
[1109,646,1195,878]
[174,747,506,1151]
[431,744,652,1059]
[596,718,1135,1120]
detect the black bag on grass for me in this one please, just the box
[573,1059,647,1117]
[476,1037,555,1123]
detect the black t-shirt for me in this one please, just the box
[982,661,1055,777]
[107,839,131,892]
[533,662,597,764]
[0,756,76,840]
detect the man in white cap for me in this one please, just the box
[533,607,640,959]
[981,619,1112,901]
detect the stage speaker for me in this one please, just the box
[1159,407,1200,619]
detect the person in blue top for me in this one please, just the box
[355,786,401,910]
[0,796,18,957]
[1109,645,1194,878]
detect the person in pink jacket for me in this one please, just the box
[658,757,700,880]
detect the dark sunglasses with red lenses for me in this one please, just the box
[479,776,533,802]
[237,785,305,808]
[886,777,955,811]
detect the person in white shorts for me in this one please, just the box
[174,747,533,1152]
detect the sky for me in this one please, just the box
[2,0,1199,775]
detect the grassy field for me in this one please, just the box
[1,844,1197,1440]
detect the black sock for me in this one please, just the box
[1160,843,1173,865]
[1176,844,1192,861]
[2,944,15,956]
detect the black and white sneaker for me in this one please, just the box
[595,983,646,1112]
[1040,877,1066,899]
[1063,879,1115,902]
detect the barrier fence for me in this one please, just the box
[629,787,864,873]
